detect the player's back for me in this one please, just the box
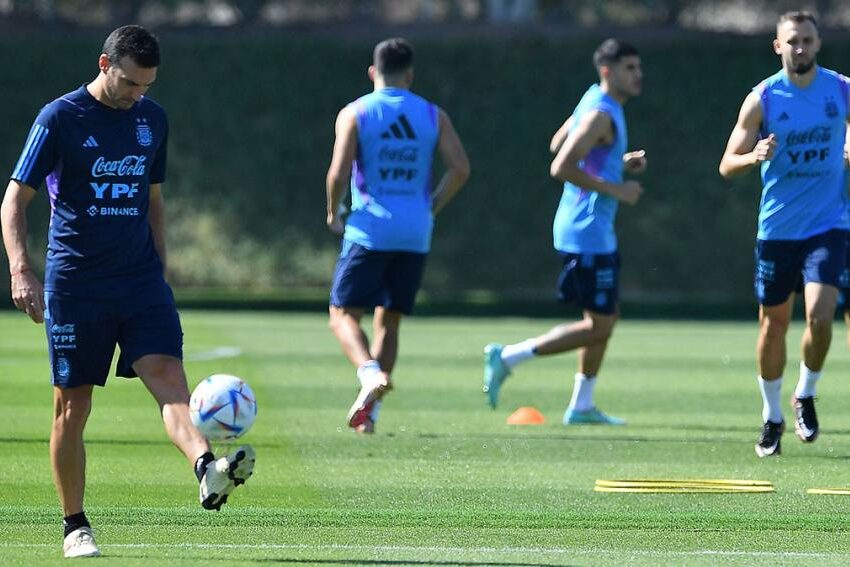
[756,66,850,240]
[553,84,627,255]
[344,88,439,253]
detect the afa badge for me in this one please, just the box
[57,357,71,378]
[825,98,839,119]
[136,118,153,147]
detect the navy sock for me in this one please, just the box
[63,511,90,538]
[194,452,215,483]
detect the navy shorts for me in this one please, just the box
[44,290,183,388]
[557,252,620,315]
[755,229,848,307]
[329,240,427,315]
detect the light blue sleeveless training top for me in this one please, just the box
[344,87,439,253]
[553,84,627,255]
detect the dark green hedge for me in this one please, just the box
[1,31,838,305]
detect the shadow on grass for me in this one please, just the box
[114,554,574,566]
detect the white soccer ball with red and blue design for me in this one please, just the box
[189,374,257,440]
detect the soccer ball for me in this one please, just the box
[189,374,257,441]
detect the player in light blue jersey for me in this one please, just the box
[483,39,646,424]
[1,26,254,558]
[719,11,850,458]
[326,38,470,433]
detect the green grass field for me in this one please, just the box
[3,310,850,565]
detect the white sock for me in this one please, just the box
[357,360,382,387]
[568,373,596,412]
[501,339,537,369]
[794,362,821,399]
[757,376,783,424]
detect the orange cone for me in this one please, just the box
[506,406,546,425]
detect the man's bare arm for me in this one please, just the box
[549,115,574,154]
[549,110,643,205]
[431,109,471,215]
[1,180,45,323]
[325,107,358,234]
[719,91,775,178]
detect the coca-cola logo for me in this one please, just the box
[91,155,147,178]
[379,146,419,163]
[785,126,832,146]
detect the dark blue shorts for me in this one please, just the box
[557,252,620,315]
[329,240,427,315]
[44,289,183,388]
[755,229,848,307]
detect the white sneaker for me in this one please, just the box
[199,444,256,511]
[63,526,101,558]
[346,376,392,428]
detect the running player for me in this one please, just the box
[718,11,850,457]
[325,37,470,433]
[483,39,646,424]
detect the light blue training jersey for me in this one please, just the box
[343,87,439,253]
[553,84,627,255]
[755,66,850,240]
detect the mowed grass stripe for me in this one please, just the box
[3,311,850,565]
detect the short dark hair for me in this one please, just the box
[593,38,639,70]
[102,25,160,68]
[373,38,414,76]
[778,11,818,31]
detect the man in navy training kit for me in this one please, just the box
[483,39,646,425]
[1,25,255,558]
[719,11,850,457]
[326,37,470,433]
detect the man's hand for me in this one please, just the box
[614,180,644,205]
[326,204,346,235]
[623,150,647,174]
[11,270,45,323]
[753,134,777,163]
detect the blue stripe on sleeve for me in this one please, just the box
[12,124,49,182]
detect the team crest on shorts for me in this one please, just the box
[825,98,839,119]
[136,118,153,147]
[57,357,71,378]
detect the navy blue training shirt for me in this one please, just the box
[11,85,168,299]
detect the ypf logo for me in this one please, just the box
[90,182,140,200]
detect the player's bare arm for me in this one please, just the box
[325,107,358,235]
[549,110,644,205]
[719,91,776,178]
[431,109,471,215]
[148,183,167,272]
[1,180,45,323]
[549,115,575,154]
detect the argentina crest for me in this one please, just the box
[135,117,153,147]
[825,97,839,119]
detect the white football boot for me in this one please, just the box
[63,526,101,558]
[199,445,256,511]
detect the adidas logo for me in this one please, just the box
[381,114,417,140]
[82,136,99,148]
[778,112,790,121]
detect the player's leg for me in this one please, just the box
[790,230,846,442]
[563,310,623,425]
[51,384,97,556]
[329,306,376,369]
[44,292,113,557]
[356,251,425,431]
[753,237,800,457]
[371,306,401,374]
[118,300,253,510]
[132,354,209,463]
